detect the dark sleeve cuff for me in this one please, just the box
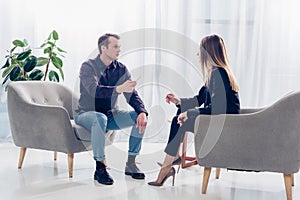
[137,109,148,116]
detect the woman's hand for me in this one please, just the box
[166,93,180,105]
[177,112,188,126]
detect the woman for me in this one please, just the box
[148,34,240,186]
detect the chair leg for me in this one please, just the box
[54,151,57,161]
[202,167,212,194]
[181,132,198,168]
[215,168,221,179]
[68,154,74,178]
[18,147,27,169]
[283,173,293,200]
[292,174,294,187]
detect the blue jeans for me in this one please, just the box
[75,110,144,162]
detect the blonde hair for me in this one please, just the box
[199,34,239,92]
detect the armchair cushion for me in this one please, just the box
[71,120,115,146]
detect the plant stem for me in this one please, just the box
[22,69,25,78]
[43,51,52,81]
[43,40,56,81]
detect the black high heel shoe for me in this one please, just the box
[157,157,182,173]
[148,167,176,187]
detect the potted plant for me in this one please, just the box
[1,30,66,89]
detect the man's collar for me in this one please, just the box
[110,60,117,69]
[97,54,116,69]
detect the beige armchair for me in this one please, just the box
[7,81,115,177]
[194,91,300,200]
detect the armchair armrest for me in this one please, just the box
[8,97,83,153]
[240,108,265,114]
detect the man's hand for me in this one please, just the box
[177,111,188,126]
[166,93,180,105]
[136,112,147,133]
[116,80,137,93]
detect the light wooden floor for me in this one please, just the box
[0,142,299,200]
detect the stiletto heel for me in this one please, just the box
[176,164,181,174]
[171,170,175,186]
[148,167,176,187]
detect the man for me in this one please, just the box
[75,33,148,185]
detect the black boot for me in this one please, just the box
[94,161,114,185]
[125,155,145,179]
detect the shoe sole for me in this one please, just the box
[125,172,145,179]
[94,175,114,185]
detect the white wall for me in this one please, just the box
[1,0,300,141]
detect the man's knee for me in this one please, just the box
[129,111,139,122]
[94,112,108,128]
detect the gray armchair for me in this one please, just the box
[7,81,115,177]
[194,91,300,200]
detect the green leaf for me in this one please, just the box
[1,59,10,69]
[2,74,10,85]
[57,53,65,58]
[49,70,59,82]
[23,56,37,72]
[47,32,52,40]
[12,39,25,47]
[52,30,59,40]
[29,69,44,80]
[51,56,63,68]
[11,58,19,65]
[9,66,21,81]
[15,77,27,81]
[2,64,15,78]
[9,46,17,54]
[57,47,67,53]
[23,39,28,46]
[36,57,49,66]
[16,49,32,60]
[44,47,51,54]
[58,66,64,80]
[47,41,55,46]
[52,52,57,57]
[40,43,47,48]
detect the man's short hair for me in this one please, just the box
[98,33,120,54]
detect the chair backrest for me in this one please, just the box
[8,81,75,119]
